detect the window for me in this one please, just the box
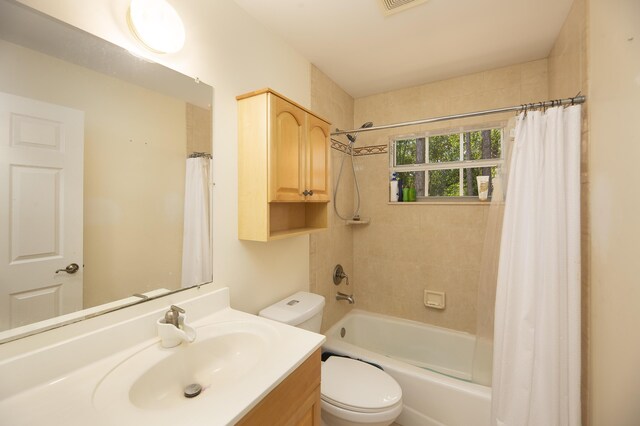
[390,126,503,199]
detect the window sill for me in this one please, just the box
[389,196,493,205]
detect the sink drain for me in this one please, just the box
[184,383,202,398]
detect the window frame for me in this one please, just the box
[389,123,505,199]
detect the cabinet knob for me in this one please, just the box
[303,190,314,196]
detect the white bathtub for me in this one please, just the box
[323,310,491,426]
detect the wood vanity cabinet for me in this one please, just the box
[237,349,322,426]
[237,89,331,241]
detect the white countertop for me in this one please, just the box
[0,287,325,426]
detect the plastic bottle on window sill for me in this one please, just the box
[402,186,409,202]
[389,173,399,202]
[408,185,416,202]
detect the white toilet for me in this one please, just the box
[259,292,403,426]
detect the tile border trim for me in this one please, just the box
[330,141,388,156]
[353,144,388,156]
[330,139,351,155]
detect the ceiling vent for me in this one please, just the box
[379,0,430,16]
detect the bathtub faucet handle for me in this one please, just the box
[333,264,350,286]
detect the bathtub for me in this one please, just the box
[323,310,491,426]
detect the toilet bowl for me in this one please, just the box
[259,292,403,426]
[320,356,402,426]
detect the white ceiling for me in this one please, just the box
[232,0,574,98]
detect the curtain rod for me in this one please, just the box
[331,95,586,137]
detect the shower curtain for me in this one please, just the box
[472,116,517,387]
[181,156,212,288]
[491,106,581,426]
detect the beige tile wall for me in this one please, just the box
[310,4,590,419]
[351,60,549,334]
[309,65,356,331]
[311,44,583,337]
[547,0,590,423]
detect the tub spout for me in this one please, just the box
[336,292,355,304]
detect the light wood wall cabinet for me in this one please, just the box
[237,349,322,426]
[237,89,331,241]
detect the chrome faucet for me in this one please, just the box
[336,292,355,304]
[164,305,185,328]
[157,305,196,348]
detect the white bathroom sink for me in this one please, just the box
[93,320,278,412]
[0,288,325,426]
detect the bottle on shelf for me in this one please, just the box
[389,173,399,202]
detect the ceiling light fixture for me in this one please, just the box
[127,0,185,54]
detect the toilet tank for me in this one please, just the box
[258,291,325,332]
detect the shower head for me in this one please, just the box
[346,122,374,144]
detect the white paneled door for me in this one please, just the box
[0,92,84,331]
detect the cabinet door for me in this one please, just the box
[269,95,305,201]
[306,114,330,202]
[237,349,321,426]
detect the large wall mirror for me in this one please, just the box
[0,0,213,342]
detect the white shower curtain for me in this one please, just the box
[472,116,517,387]
[181,156,212,288]
[491,106,581,426]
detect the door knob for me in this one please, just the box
[55,263,80,274]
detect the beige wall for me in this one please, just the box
[547,0,591,422]
[351,60,549,334]
[0,40,186,308]
[588,0,640,424]
[186,104,212,155]
[17,0,314,314]
[309,65,356,331]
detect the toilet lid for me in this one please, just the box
[321,357,402,412]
